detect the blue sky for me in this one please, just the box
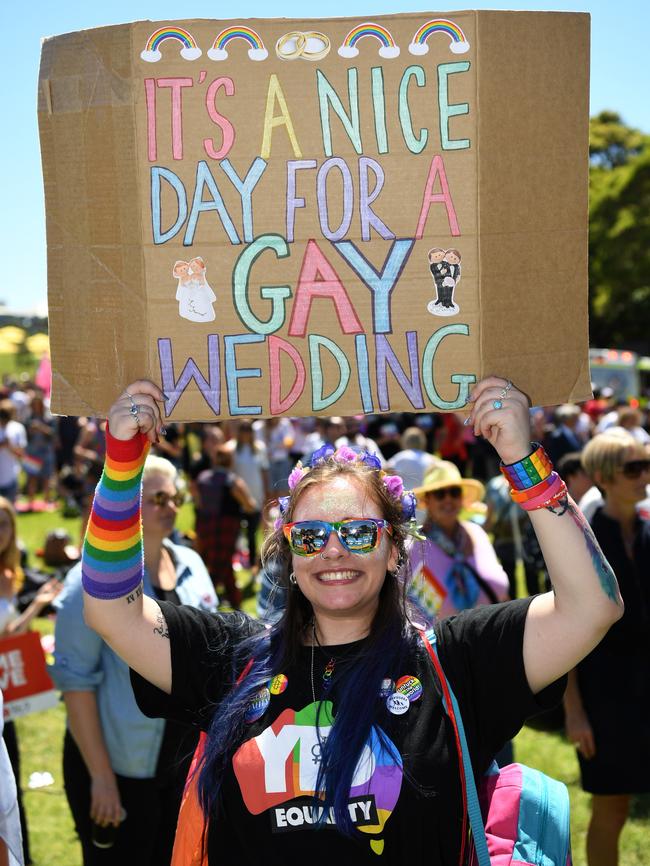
[4,0,649,314]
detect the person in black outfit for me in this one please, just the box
[564,429,650,866]
[82,376,624,865]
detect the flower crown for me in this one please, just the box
[274,444,419,532]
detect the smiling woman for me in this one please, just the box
[80,377,623,866]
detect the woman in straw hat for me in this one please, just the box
[79,376,623,865]
[409,463,509,624]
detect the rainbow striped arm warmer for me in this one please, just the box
[81,427,150,600]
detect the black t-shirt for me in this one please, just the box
[131,599,564,865]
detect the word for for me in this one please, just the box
[151,153,460,246]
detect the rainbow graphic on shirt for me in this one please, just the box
[408,19,470,56]
[140,27,202,62]
[233,701,402,855]
[207,26,268,61]
[338,22,400,59]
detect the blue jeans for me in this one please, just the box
[0,481,18,502]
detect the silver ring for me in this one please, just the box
[130,403,140,418]
[498,379,513,400]
[493,399,503,410]
[320,552,329,560]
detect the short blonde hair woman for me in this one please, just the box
[565,429,650,866]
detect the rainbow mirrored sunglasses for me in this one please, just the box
[282,519,392,557]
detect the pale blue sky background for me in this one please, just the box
[4,0,649,314]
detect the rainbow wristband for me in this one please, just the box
[518,476,567,511]
[81,426,150,600]
[500,443,553,490]
[510,473,558,504]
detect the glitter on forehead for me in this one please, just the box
[293,476,383,523]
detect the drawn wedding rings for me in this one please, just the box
[276,31,331,61]
[492,379,513,411]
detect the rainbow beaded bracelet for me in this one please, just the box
[500,442,553,491]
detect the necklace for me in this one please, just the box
[310,621,336,703]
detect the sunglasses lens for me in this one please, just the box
[339,520,380,552]
[151,491,183,507]
[622,460,650,479]
[433,486,463,500]
[289,522,328,556]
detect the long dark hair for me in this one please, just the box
[197,457,417,837]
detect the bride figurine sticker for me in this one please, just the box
[427,248,461,317]
[173,257,216,323]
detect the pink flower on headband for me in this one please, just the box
[287,465,306,490]
[384,474,404,499]
[335,446,358,463]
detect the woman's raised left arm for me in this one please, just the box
[467,377,623,693]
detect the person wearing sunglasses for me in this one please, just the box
[79,377,622,865]
[51,454,218,865]
[563,429,650,866]
[410,462,509,624]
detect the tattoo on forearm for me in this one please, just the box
[546,495,621,604]
[126,585,143,605]
[153,611,169,639]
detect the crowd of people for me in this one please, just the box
[1,371,648,866]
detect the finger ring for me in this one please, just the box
[493,399,503,410]
[130,403,140,418]
[498,379,513,400]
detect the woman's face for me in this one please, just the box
[0,509,14,557]
[600,446,650,508]
[424,486,463,533]
[290,476,397,624]
[141,472,178,539]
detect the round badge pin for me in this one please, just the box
[396,675,423,702]
[379,678,395,698]
[386,692,410,716]
[269,674,288,695]
[245,687,270,724]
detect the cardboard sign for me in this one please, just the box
[38,11,591,421]
[0,632,58,721]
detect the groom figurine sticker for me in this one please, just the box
[427,248,461,317]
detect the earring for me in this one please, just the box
[289,572,297,585]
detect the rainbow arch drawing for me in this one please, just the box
[140,27,202,62]
[208,26,268,61]
[408,19,470,56]
[338,22,400,59]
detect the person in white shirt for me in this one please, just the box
[0,402,26,503]
[0,689,24,866]
[386,427,440,490]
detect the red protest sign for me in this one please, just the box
[0,631,58,721]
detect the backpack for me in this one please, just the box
[421,628,572,866]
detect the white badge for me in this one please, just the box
[386,692,410,715]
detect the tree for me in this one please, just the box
[588,113,650,350]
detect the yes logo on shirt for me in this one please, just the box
[232,700,403,855]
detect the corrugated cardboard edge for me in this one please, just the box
[40,25,147,417]
[476,11,592,408]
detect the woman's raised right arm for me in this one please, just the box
[82,381,172,693]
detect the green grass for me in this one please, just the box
[13,509,650,865]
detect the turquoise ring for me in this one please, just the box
[493,399,503,410]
